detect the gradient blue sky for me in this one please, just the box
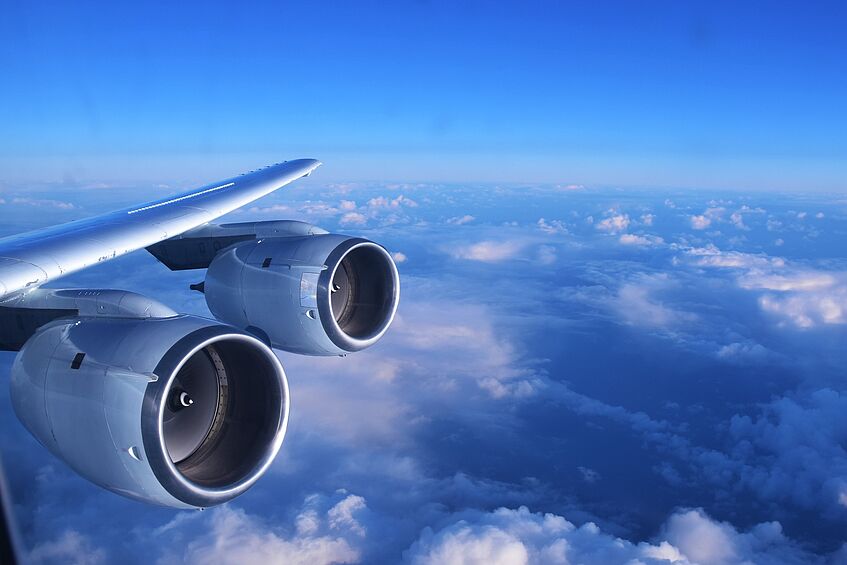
[0,1,845,190]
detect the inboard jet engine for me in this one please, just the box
[0,160,400,508]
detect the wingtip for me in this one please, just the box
[285,158,322,171]
[302,159,322,176]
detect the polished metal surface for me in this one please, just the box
[10,313,288,508]
[0,159,321,298]
[204,235,400,355]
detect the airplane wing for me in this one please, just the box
[0,159,321,299]
[0,156,400,511]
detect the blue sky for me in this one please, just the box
[0,1,845,190]
[2,2,847,564]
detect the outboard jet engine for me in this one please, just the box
[204,234,400,355]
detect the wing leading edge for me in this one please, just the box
[0,159,321,299]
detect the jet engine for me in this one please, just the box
[10,308,288,509]
[204,234,400,355]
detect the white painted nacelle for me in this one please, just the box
[9,297,289,509]
[204,235,400,356]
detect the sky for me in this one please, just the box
[0,1,845,190]
[1,2,847,565]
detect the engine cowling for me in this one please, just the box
[10,314,288,509]
[204,235,400,355]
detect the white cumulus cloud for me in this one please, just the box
[619,233,664,246]
[447,215,475,225]
[340,212,368,226]
[537,218,567,234]
[404,506,818,565]
[690,215,711,230]
[11,197,76,209]
[157,493,367,565]
[30,530,107,565]
[451,241,525,263]
[595,213,630,233]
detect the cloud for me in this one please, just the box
[4,181,847,563]
[739,270,847,329]
[716,341,771,364]
[688,246,847,329]
[279,193,420,227]
[289,192,423,228]
[279,297,544,457]
[641,213,655,226]
[730,211,748,230]
[619,233,664,246]
[684,245,785,269]
[726,389,847,516]
[299,202,342,217]
[767,218,783,231]
[690,207,726,230]
[328,494,368,537]
[690,215,711,230]
[340,212,368,226]
[660,509,816,565]
[393,252,408,264]
[447,215,475,225]
[403,506,820,565]
[739,272,837,292]
[29,530,107,565]
[536,218,567,234]
[367,195,418,209]
[156,493,367,565]
[577,467,600,484]
[247,204,291,214]
[595,213,630,233]
[614,275,696,328]
[11,197,76,209]
[325,182,362,194]
[728,206,764,231]
[535,245,556,265]
[379,301,541,399]
[450,241,525,263]
[758,290,846,328]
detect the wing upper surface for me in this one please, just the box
[0,159,321,298]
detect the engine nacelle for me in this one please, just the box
[10,314,288,509]
[204,235,400,355]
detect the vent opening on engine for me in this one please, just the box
[261,257,272,268]
[71,352,85,369]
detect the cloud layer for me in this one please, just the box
[1,181,846,563]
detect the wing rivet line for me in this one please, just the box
[127,182,236,215]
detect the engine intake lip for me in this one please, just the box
[317,239,400,352]
[142,326,289,508]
